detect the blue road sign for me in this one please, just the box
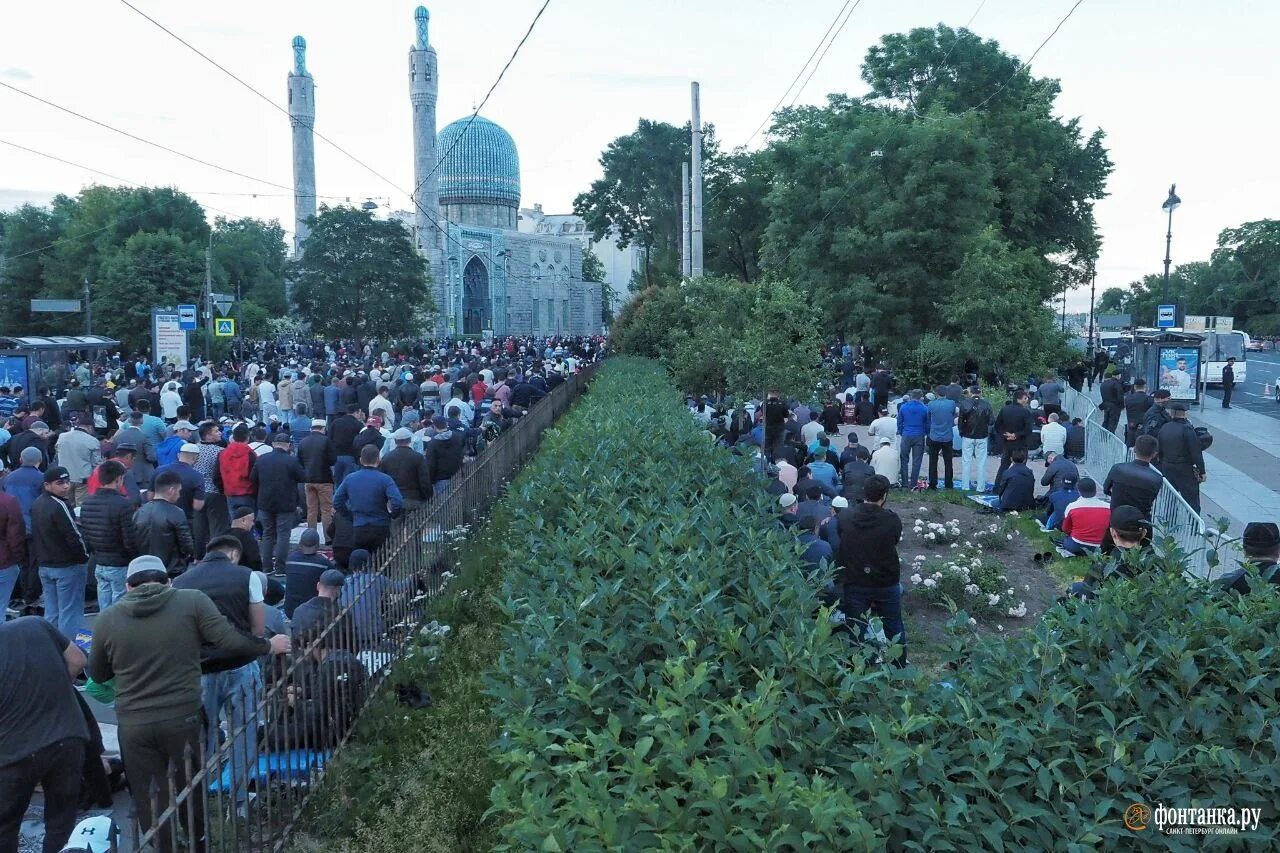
[1156,304,1177,329]
[178,304,198,330]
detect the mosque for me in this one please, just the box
[287,6,602,338]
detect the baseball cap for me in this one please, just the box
[878,437,892,445]
[1109,505,1152,535]
[1169,401,1189,412]
[299,529,320,550]
[832,496,850,509]
[1242,521,1280,550]
[126,554,168,580]
[173,420,197,431]
[779,493,798,508]
[311,418,327,428]
[392,427,413,441]
[179,442,200,454]
[319,568,346,587]
[43,466,71,483]
[113,441,137,454]
[272,432,293,445]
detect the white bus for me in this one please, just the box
[1200,330,1248,387]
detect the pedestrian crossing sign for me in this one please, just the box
[214,318,236,337]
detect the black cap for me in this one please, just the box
[348,549,371,571]
[319,568,346,587]
[1169,401,1189,412]
[1242,522,1280,551]
[1110,505,1152,534]
[43,466,71,484]
[299,529,320,549]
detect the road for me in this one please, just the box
[1203,350,1280,418]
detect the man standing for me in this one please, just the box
[1123,378,1154,448]
[0,617,89,853]
[193,421,228,555]
[134,470,196,576]
[171,535,269,811]
[219,424,258,519]
[380,427,432,511]
[0,489,23,611]
[837,475,906,666]
[79,460,140,611]
[1156,402,1206,513]
[333,445,404,555]
[55,414,101,507]
[1103,434,1165,519]
[957,386,993,492]
[31,467,89,640]
[1221,356,1236,408]
[88,555,289,852]
[1099,369,1124,434]
[762,391,787,459]
[1140,388,1173,440]
[896,390,928,490]
[925,387,957,490]
[1037,374,1063,419]
[993,390,1034,483]
[424,416,464,495]
[251,433,306,572]
[298,418,337,537]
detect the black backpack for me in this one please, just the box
[961,399,991,438]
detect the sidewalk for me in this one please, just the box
[1189,402,1280,533]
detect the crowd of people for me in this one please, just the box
[687,344,1276,668]
[0,333,602,853]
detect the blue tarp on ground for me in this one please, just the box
[208,749,330,792]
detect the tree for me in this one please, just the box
[289,206,432,342]
[1097,287,1127,315]
[0,203,68,334]
[574,120,721,287]
[211,217,288,314]
[96,231,204,351]
[704,149,769,283]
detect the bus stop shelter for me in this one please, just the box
[0,335,121,402]
[1131,329,1204,405]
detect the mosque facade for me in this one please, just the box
[290,6,602,339]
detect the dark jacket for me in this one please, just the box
[1139,402,1172,439]
[30,492,89,568]
[1040,456,1080,494]
[6,430,49,470]
[171,551,259,673]
[78,488,139,567]
[957,397,994,440]
[0,492,26,569]
[836,502,902,588]
[251,448,306,513]
[328,414,362,457]
[353,427,385,458]
[1064,423,1086,459]
[1100,377,1124,411]
[297,432,337,483]
[995,463,1036,511]
[1123,391,1153,427]
[1103,459,1164,515]
[87,584,268,725]
[133,499,195,574]
[840,461,876,502]
[425,430,465,481]
[993,403,1035,449]
[1156,420,1205,473]
[379,446,432,503]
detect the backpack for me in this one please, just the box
[961,399,991,438]
[1194,426,1213,451]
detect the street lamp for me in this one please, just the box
[1160,183,1181,309]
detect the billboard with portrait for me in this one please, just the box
[1158,346,1199,401]
[0,355,29,394]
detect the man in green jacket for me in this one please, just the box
[88,555,290,851]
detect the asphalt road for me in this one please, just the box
[1204,350,1280,418]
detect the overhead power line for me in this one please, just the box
[0,79,295,193]
[786,0,866,111]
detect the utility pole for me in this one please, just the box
[681,161,691,278]
[83,279,92,335]
[204,237,213,363]
[690,81,704,278]
[236,279,243,363]
[1087,267,1097,358]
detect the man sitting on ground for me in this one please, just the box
[1059,478,1110,556]
[993,448,1035,512]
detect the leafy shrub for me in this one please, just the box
[487,358,1280,850]
[909,552,1027,621]
[973,515,1019,551]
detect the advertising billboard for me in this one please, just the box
[1158,346,1199,401]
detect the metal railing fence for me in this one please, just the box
[122,364,597,852]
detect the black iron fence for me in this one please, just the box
[121,365,597,852]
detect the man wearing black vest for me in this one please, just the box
[1122,379,1154,448]
[171,534,268,811]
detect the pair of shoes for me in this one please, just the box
[1031,551,1055,563]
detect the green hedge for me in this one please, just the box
[487,357,1280,850]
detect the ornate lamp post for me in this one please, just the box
[1160,183,1181,308]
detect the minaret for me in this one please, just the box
[409,6,440,258]
[287,36,316,258]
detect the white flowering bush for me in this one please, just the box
[973,517,1019,551]
[909,552,1029,622]
[911,516,963,547]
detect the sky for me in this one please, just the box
[2,0,1277,312]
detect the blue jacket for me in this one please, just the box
[155,434,185,468]
[808,460,839,491]
[1,465,45,533]
[927,398,957,442]
[996,463,1036,511]
[797,532,833,574]
[323,384,342,416]
[333,467,404,528]
[1045,488,1080,530]
[897,400,929,437]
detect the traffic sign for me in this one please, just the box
[214,318,236,337]
[30,299,81,313]
[212,294,235,316]
[1156,304,1177,329]
[177,304,197,330]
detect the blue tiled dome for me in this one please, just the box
[437,115,520,207]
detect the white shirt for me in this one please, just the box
[160,389,182,420]
[871,445,899,484]
[369,396,394,422]
[257,381,276,404]
[869,416,898,442]
[855,373,871,391]
[1040,421,1067,456]
[801,420,824,446]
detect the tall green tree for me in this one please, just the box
[704,149,770,283]
[0,203,68,334]
[96,231,204,350]
[210,216,289,314]
[289,206,432,342]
